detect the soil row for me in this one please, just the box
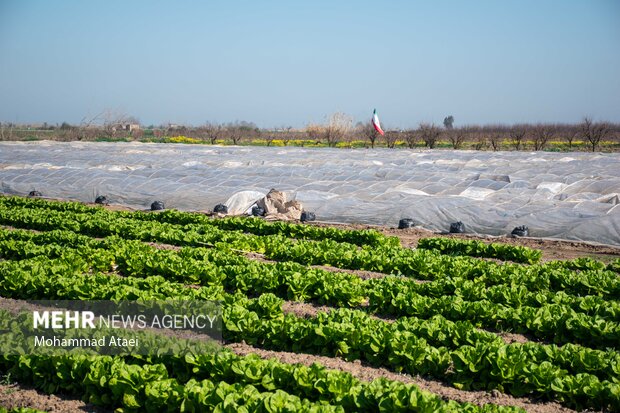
[0,383,108,413]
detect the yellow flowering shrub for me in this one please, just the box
[166,136,202,144]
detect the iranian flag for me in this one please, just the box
[372,109,385,136]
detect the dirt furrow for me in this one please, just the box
[146,241,181,251]
[0,383,109,413]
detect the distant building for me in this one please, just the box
[113,123,141,132]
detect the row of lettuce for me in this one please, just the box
[0,228,618,351]
[0,196,543,264]
[0,196,397,248]
[1,199,618,292]
[0,237,619,410]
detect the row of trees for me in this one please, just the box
[1,114,618,152]
[388,118,617,152]
[304,115,618,152]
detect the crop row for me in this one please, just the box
[129,209,397,248]
[1,195,551,266]
[0,248,591,363]
[1,253,619,409]
[1,354,344,413]
[0,195,396,247]
[417,237,541,264]
[1,203,617,303]
[2,225,615,324]
[0,196,548,266]
[0,231,364,308]
[1,228,618,350]
[224,305,620,410]
[265,239,620,299]
[0,197,541,264]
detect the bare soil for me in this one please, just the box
[312,263,407,280]
[281,300,335,319]
[146,241,180,251]
[481,328,539,345]
[0,383,108,413]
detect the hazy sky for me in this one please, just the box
[1,0,619,128]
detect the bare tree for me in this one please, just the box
[384,130,399,149]
[448,127,466,149]
[419,123,441,149]
[251,128,264,145]
[225,125,243,145]
[561,126,579,149]
[510,126,527,150]
[202,122,223,144]
[473,131,487,150]
[581,117,611,152]
[166,124,188,136]
[305,124,324,145]
[56,122,74,141]
[358,121,380,148]
[191,125,206,141]
[101,109,134,138]
[322,112,353,147]
[223,120,258,145]
[131,129,144,140]
[280,126,294,146]
[0,122,14,141]
[403,129,418,148]
[488,134,501,151]
[532,124,555,151]
[65,113,104,141]
[263,132,275,146]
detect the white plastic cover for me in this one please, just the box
[1,141,619,246]
[224,190,265,215]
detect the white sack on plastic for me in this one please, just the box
[224,190,265,214]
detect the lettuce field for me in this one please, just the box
[0,195,619,412]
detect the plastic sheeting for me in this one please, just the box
[1,141,619,246]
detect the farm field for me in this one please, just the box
[0,195,619,412]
